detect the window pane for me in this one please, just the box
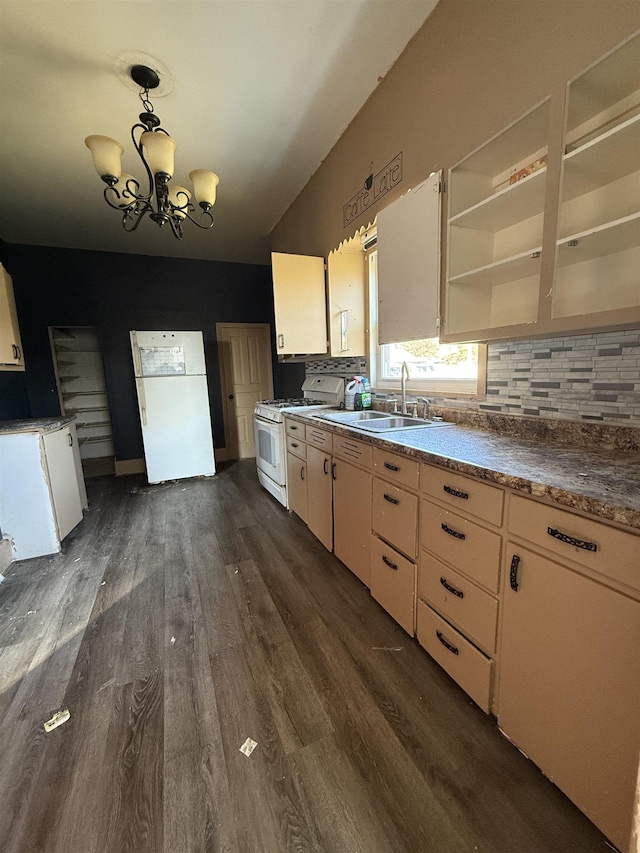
[381,339,478,381]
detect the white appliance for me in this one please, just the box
[254,375,344,507]
[130,330,215,484]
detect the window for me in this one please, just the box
[368,249,486,397]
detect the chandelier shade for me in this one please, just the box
[189,169,220,209]
[84,65,218,239]
[85,135,124,182]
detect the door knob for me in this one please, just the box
[228,394,234,400]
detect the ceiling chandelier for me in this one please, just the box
[85,64,219,239]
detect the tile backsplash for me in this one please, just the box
[305,330,640,427]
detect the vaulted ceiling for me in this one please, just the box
[0,1,438,265]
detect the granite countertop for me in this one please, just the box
[289,412,640,531]
[0,416,76,435]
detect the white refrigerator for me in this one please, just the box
[130,330,215,484]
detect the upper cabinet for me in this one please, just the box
[0,263,25,370]
[271,252,327,355]
[553,30,640,326]
[327,240,367,358]
[445,31,640,343]
[272,236,368,358]
[445,102,551,340]
[377,171,442,344]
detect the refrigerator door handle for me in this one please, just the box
[137,378,148,426]
[131,330,143,376]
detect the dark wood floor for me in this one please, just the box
[0,460,612,853]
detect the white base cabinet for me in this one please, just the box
[0,421,87,560]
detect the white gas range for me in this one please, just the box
[254,375,344,506]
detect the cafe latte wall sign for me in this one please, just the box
[343,152,403,228]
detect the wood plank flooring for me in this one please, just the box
[0,460,612,852]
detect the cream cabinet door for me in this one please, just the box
[0,264,24,367]
[333,459,372,587]
[306,445,333,551]
[286,452,308,523]
[271,252,327,354]
[327,249,366,356]
[498,544,640,853]
[42,427,84,541]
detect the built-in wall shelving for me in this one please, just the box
[50,327,115,463]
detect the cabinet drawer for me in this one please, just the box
[421,499,501,593]
[305,425,331,449]
[509,495,640,593]
[370,536,416,635]
[419,550,498,655]
[373,478,418,559]
[285,420,305,440]
[332,434,372,468]
[373,447,419,491]
[416,600,492,714]
[421,464,503,527]
[287,436,306,459]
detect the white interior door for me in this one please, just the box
[137,375,215,483]
[218,323,273,458]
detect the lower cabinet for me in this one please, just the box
[498,543,640,853]
[0,422,87,560]
[370,534,415,634]
[333,457,372,586]
[416,600,493,713]
[306,445,333,550]
[286,452,307,522]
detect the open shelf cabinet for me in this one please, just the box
[446,100,550,338]
[553,29,640,326]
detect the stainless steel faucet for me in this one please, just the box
[400,362,410,414]
[418,396,431,419]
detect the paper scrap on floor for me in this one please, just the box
[239,737,258,757]
[44,709,70,732]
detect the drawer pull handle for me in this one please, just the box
[12,343,21,360]
[300,466,305,481]
[331,461,337,481]
[382,555,398,571]
[278,333,285,349]
[441,523,465,540]
[383,493,399,505]
[323,458,329,476]
[509,554,520,592]
[384,462,400,472]
[547,527,597,552]
[290,425,298,431]
[440,577,464,598]
[436,630,459,656]
[443,485,468,500]
[291,442,298,448]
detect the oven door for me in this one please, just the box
[254,414,285,486]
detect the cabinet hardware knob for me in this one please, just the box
[383,493,399,505]
[547,527,597,552]
[441,522,465,540]
[436,630,459,656]
[440,577,464,598]
[300,466,305,481]
[443,485,468,500]
[382,555,398,570]
[331,461,337,481]
[509,554,520,591]
[67,433,73,446]
[278,333,285,349]
[228,394,234,400]
[291,442,298,448]
[384,462,400,472]
[323,458,329,476]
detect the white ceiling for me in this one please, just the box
[0,0,438,265]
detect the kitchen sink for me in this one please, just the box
[352,416,451,432]
[314,410,450,432]
[314,410,389,424]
